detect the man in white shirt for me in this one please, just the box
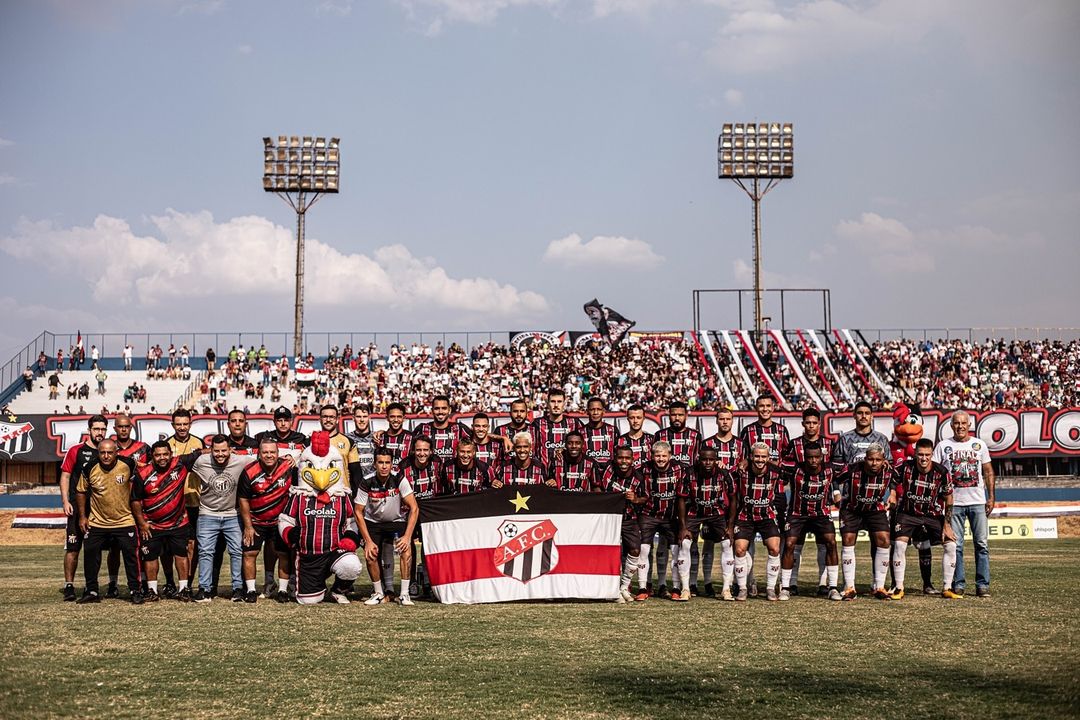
[932,411,995,597]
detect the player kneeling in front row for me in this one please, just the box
[278,432,362,605]
[354,448,420,606]
[891,438,960,600]
[836,444,896,601]
[729,443,784,601]
[594,446,647,603]
[680,447,735,601]
[779,443,841,601]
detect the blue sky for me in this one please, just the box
[1,0,1078,356]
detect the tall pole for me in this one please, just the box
[752,177,763,339]
[293,192,306,361]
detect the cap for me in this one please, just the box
[274,406,293,420]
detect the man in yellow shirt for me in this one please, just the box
[75,439,144,604]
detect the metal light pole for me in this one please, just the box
[262,135,340,361]
[718,123,793,342]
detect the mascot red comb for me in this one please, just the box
[278,431,362,604]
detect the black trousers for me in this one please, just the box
[83,526,141,592]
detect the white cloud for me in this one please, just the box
[176,0,223,16]
[317,0,354,16]
[543,233,663,269]
[731,257,809,287]
[0,137,13,147]
[592,0,664,18]
[0,175,17,186]
[0,210,550,318]
[723,88,743,106]
[235,44,253,55]
[397,0,558,25]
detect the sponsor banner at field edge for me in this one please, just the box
[818,515,1058,542]
[3,408,1080,463]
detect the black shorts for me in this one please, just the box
[186,506,200,541]
[65,513,85,552]
[296,549,352,599]
[638,515,679,546]
[687,515,728,543]
[772,495,789,528]
[893,511,944,545]
[242,525,288,554]
[620,518,642,555]
[839,508,890,535]
[365,521,406,550]
[140,525,189,561]
[786,515,836,541]
[733,518,781,542]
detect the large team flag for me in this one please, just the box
[420,486,624,604]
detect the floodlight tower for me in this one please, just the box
[262,135,340,361]
[717,122,793,340]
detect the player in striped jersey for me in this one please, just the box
[549,431,595,492]
[654,401,701,467]
[222,409,259,458]
[493,432,550,487]
[238,438,296,603]
[469,413,505,468]
[737,397,791,596]
[679,446,735,600]
[593,446,646,603]
[781,408,835,596]
[131,441,197,601]
[379,402,414,471]
[401,435,442,597]
[836,444,897,600]
[254,406,309,463]
[581,397,618,470]
[412,395,467,464]
[636,441,689,601]
[530,388,581,467]
[113,413,150,465]
[618,404,653,469]
[729,442,784,601]
[440,439,495,494]
[778,443,841,601]
[496,398,532,452]
[698,406,738,596]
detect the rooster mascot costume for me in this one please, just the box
[278,431,362,604]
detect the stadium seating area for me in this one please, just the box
[4,332,1077,415]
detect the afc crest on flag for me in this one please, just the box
[495,519,559,583]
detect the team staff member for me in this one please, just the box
[353,449,420,606]
[75,440,143,604]
[132,441,198,601]
[254,406,309,462]
[167,408,207,597]
[110,415,146,595]
[59,415,108,602]
[190,435,250,603]
[238,438,296,604]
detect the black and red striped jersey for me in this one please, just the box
[617,431,654,469]
[497,422,532,443]
[581,421,619,467]
[279,493,356,555]
[61,442,98,500]
[115,439,150,465]
[654,425,701,467]
[237,459,295,528]
[640,461,687,520]
[837,466,897,514]
[686,464,733,519]
[895,461,952,517]
[402,459,443,502]
[739,421,791,463]
[204,434,259,458]
[594,465,646,520]
[781,435,835,472]
[732,467,782,522]
[379,430,413,471]
[497,459,549,487]
[530,415,582,465]
[472,436,505,467]
[132,458,191,530]
[439,460,494,495]
[549,454,595,492]
[412,422,467,463]
[702,434,740,471]
[254,430,308,462]
[784,466,835,518]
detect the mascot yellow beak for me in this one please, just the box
[301,467,340,493]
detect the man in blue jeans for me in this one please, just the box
[933,411,995,597]
[190,435,249,603]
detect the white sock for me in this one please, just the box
[826,564,839,589]
[842,545,856,590]
[278,578,289,592]
[621,554,637,591]
[721,539,734,590]
[638,543,652,587]
[892,539,909,591]
[873,547,890,590]
[701,540,715,584]
[400,578,410,597]
[733,554,747,588]
[766,554,780,592]
[791,544,804,584]
[817,543,828,586]
[942,541,957,589]
[178,579,189,591]
[677,538,692,589]
[245,579,256,592]
[147,580,158,592]
[781,568,793,589]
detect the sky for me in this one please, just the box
[1,0,1078,357]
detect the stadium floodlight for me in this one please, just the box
[261,134,341,360]
[718,121,794,341]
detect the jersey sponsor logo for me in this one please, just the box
[494,519,559,583]
[303,507,340,518]
[0,421,34,459]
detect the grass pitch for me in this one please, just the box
[1,542,1078,720]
